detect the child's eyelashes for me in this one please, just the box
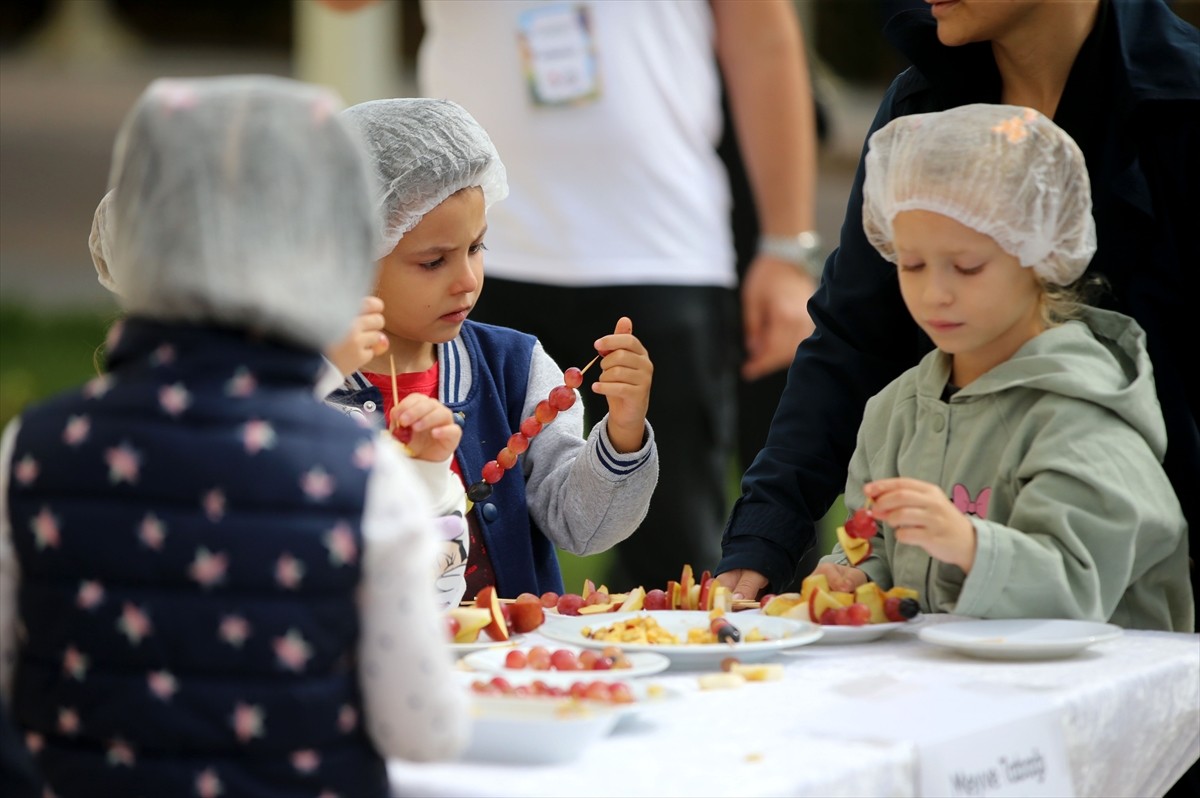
[417,243,486,270]
[470,242,488,255]
[898,261,925,272]
[955,263,985,275]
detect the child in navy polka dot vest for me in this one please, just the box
[0,76,470,798]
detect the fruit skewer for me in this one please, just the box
[466,352,601,503]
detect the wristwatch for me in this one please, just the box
[757,231,824,280]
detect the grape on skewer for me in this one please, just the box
[467,353,601,504]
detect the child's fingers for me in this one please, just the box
[361,295,384,313]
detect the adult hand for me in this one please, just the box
[866,477,977,572]
[592,316,653,453]
[389,394,462,463]
[810,562,868,593]
[325,296,387,377]
[740,254,816,380]
[715,568,769,601]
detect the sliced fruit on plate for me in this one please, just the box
[448,607,493,643]
[509,593,546,634]
[475,586,509,641]
[854,582,889,625]
[762,592,804,617]
[618,585,646,612]
[798,573,829,603]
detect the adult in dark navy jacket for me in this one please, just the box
[717,0,1200,613]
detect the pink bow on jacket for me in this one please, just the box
[952,484,991,519]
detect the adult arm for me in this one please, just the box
[358,437,469,761]
[521,343,658,557]
[712,0,820,380]
[717,78,928,592]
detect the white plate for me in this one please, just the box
[460,694,621,764]
[918,618,1123,660]
[540,610,822,668]
[457,670,682,722]
[812,621,908,644]
[447,633,526,657]
[461,645,670,682]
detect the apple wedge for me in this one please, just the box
[475,585,509,641]
[446,607,492,643]
[618,585,646,612]
[835,525,872,566]
[762,592,804,617]
[854,582,889,625]
[798,573,829,603]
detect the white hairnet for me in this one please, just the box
[341,98,508,259]
[89,190,117,292]
[863,104,1096,285]
[105,75,377,351]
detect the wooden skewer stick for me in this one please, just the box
[579,353,601,376]
[389,354,399,432]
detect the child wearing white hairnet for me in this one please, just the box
[810,104,1191,631]
[0,76,471,798]
[328,98,659,604]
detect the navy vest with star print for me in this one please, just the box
[7,318,389,798]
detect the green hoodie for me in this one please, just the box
[825,307,1192,631]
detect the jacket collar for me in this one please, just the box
[883,0,1200,113]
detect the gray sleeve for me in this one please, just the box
[520,342,658,556]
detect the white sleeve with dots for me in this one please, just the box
[358,435,469,762]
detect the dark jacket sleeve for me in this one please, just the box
[717,73,932,591]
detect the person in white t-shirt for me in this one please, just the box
[413,0,821,590]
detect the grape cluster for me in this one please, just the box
[466,366,584,503]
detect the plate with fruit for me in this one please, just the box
[541,610,822,668]
[446,586,549,655]
[459,670,681,725]
[462,643,670,683]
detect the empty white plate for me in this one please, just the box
[918,618,1122,660]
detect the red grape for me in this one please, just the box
[504,649,528,669]
[481,460,504,484]
[496,447,518,469]
[534,400,558,424]
[548,385,576,411]
[563,367,583,389]
[539,591,559,608]
[550,649,580,671]
[526,646,551,671]
[845,507,878,539]
[507,432,529,454]
[556,593,585,616]
[519,417,542,438]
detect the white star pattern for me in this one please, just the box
[14,455,38,487]
[57,708,80,735]
[159,383,192,417]
[105,442,141,485]
[117,602,153,646]
[62,415,90,447]
[83,373,115,400]
[202,488,226,522]
[139,513,166,550]
[273,629,313,672]
[218,614,252,648]
[63,646,88,681]
[195,768,224,798]
[148,670,178,701]
[150,343,176,366]
[31,507,60,550]
[225,367,257,398]
[106,738,135,767]
[241,420,277,455]
[323,522,358,567]
[300,467,335,502]
[352,440,375,470]
[231,702,265,743]
[189,547,229,589]
[76,580,104,611]
[275,553,305,590]
[291,749,320,774]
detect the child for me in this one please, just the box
[331,98,659,601]
[0,76,471,798]
[813,104,1192,632]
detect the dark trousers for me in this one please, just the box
[471,279,739,591]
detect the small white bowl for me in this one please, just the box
[460,695,621,765]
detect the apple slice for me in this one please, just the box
[854,583,889,624]
[798,573,829,603]
[697,574,712,611]
[446,608,492,643]
[680,565,696,610]
[809,587,842,625]
[577,602,617,614]
[709,584,733,613]
[475,585,509,641]
[581,578,597,600]
[666,580,681,610]
[782,602,815,623]
[618,585,646,612]
[885,586,919,601]
[836,525,872,566]
[762,592,803,617]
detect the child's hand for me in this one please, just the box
[865,477,977,572]
[326,296,388,377]
[389,394,462,463]
[810,562,868,593]
[592,316,653,453]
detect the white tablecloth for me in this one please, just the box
[388,615,1200,797]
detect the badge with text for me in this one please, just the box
[917,706,1074,797]
[516,3,601,107]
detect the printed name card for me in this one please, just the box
[917,700,1073,797]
